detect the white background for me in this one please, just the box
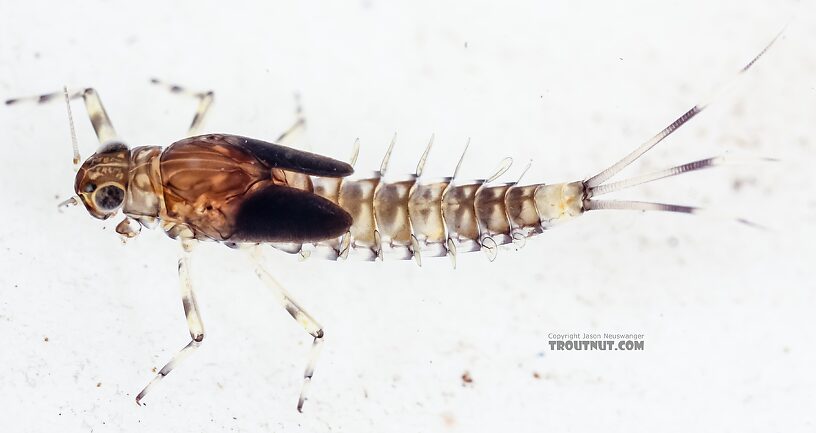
[1,1,814,432]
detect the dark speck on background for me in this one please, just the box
[461,371,473,386]
[441,412,456,428]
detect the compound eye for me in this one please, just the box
[93,185,125,211]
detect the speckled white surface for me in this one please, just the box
[1,1,814,432]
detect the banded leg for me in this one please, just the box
[275,93,307,149]
[6,88,118,145]
[249,246,323,412]
[149,78,214,136]
[135,238,204,405]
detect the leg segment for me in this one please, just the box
[249,246,324,412]
[274,93,307,148]
[6,88,118,144]
[149,78,214,136]
[135,239,204,405]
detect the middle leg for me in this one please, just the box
[149,78,214,136]
[135,238,205,405]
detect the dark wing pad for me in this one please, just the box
[232,184,353,243]
[230,135,353,177]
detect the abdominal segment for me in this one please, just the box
[300,171,553,262]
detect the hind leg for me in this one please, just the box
[275,93,308,149]
[249,246,324,412]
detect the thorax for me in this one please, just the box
[123,145,164,227]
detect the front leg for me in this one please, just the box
[6,87,119,145]
[115,216,142,239]
[135,238,204,405]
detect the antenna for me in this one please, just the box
[63,86,81,168]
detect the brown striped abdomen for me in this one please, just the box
[301,171,582,261]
